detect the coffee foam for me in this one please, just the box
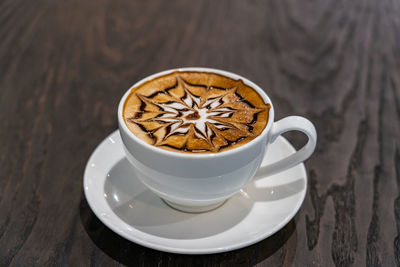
[123,71,271,153]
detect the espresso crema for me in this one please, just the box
[123,71,271,153]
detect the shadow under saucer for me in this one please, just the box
[79,193,297,265]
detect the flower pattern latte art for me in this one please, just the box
[123,72,270,153]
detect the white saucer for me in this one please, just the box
[83,130,307,254]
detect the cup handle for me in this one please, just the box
[255,116,317,178]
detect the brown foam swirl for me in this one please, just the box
[123,71,271,153]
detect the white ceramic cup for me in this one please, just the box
[118,67,317,212]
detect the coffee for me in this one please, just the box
[123,71,271,153]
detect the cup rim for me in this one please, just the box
[118,67,275,158]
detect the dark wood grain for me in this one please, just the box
[0,0,399,266]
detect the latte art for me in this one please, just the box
[123,71,271,153]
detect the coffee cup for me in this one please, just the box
[118,67,317,212]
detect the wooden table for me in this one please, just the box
[1,0,399,266]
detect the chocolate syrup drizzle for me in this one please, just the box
[127,76,269,152]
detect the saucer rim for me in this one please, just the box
[83,130,307,254]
